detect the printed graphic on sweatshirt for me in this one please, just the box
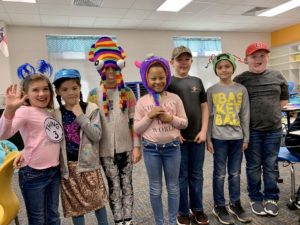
[146,101,177,133]
[212,91,242,126]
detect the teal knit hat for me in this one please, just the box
[212,53,236,75]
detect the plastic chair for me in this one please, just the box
[0,151,20,225]
[278,147,300,210]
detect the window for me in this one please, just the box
[173,36,222,89]
[46,35,117,100]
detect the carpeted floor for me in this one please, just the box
[10,151,300,225]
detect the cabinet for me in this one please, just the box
[269,42,300,87]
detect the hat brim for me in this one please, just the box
[247,48,270,56]
[172,51,192,59]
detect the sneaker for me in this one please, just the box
[190,210,209,225]
[212,206,234,225]
[264,200,279,216]
[295,197,300,209]
[124,220,134,225]
[176,213,191,225]
[228,201,252,223]
[250,201,267,216]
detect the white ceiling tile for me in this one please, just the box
[10,13,41,25]
[0,13,12,24]
[123,9,152,19]
[41,15,69,26]
[3,2,39,13]
[0,2,6,12]
[224,4,257,15]
[69,7,127,18]
[101,0,136,9]
[38,4,70,15]
[131,0,164,10]
[69,16,95,27]
[38,0,72,4]
[138,19,163,28]
[181,2,211,13]
[118,18,141,26]
[146,11,173,20]
[1,0,300,33]
[93,18,119,27]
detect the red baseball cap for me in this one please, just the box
[245,42,270,56]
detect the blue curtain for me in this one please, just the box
[173,37,221,56]
[46,35,117,53]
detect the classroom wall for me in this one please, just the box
[2,26,269,94]
[271,23,300,47]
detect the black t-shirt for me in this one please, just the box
[234,69,289,131]
[168,76,207,140]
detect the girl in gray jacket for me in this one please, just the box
[53,69,109,225]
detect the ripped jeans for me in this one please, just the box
[212,138,243,206]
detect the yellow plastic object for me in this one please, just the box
[0,151,20,225]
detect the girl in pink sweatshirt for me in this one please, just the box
[134,56,188,225]
[0,61,62,225]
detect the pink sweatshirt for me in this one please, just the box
[134,92,188,144]
[0,106,60,169]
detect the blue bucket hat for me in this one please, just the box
[53,69,81,84]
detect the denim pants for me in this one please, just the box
[212,138,243,206]
[142,139,181,225]
[245,128,282,201]
[19,165,60,225]
[178,141,205,215]
[72,207,108,225]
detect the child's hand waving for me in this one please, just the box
[4,84,27,119]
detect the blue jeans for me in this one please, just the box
[245,129,282,201]
[212,139,243,206]
[142,139,181,225]
[178,141,205,215]
[19,165,60,225]
[72,207,108,225]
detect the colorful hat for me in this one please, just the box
[136,55,171,106]
[245,42,270,56]
[212,53,236,75]
[171,46,192,59]
[53,69,81,85]
[88,37,127,116]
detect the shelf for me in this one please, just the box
[269,41,300,84]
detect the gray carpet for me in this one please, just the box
[10,151,300,225]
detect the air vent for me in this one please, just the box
[242,7,269,16]
[73,0,103,7]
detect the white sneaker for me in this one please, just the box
[124,220,134,225]
[264,200,278,216]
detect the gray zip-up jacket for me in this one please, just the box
[55,102,102,179]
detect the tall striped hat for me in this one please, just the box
[88,37,127,116]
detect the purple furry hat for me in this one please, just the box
[135,55,171,106]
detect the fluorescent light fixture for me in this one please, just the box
[2,0,36,3]
[157,0,192,12]
[258,0,300,17]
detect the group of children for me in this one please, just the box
[0,37,290,225]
